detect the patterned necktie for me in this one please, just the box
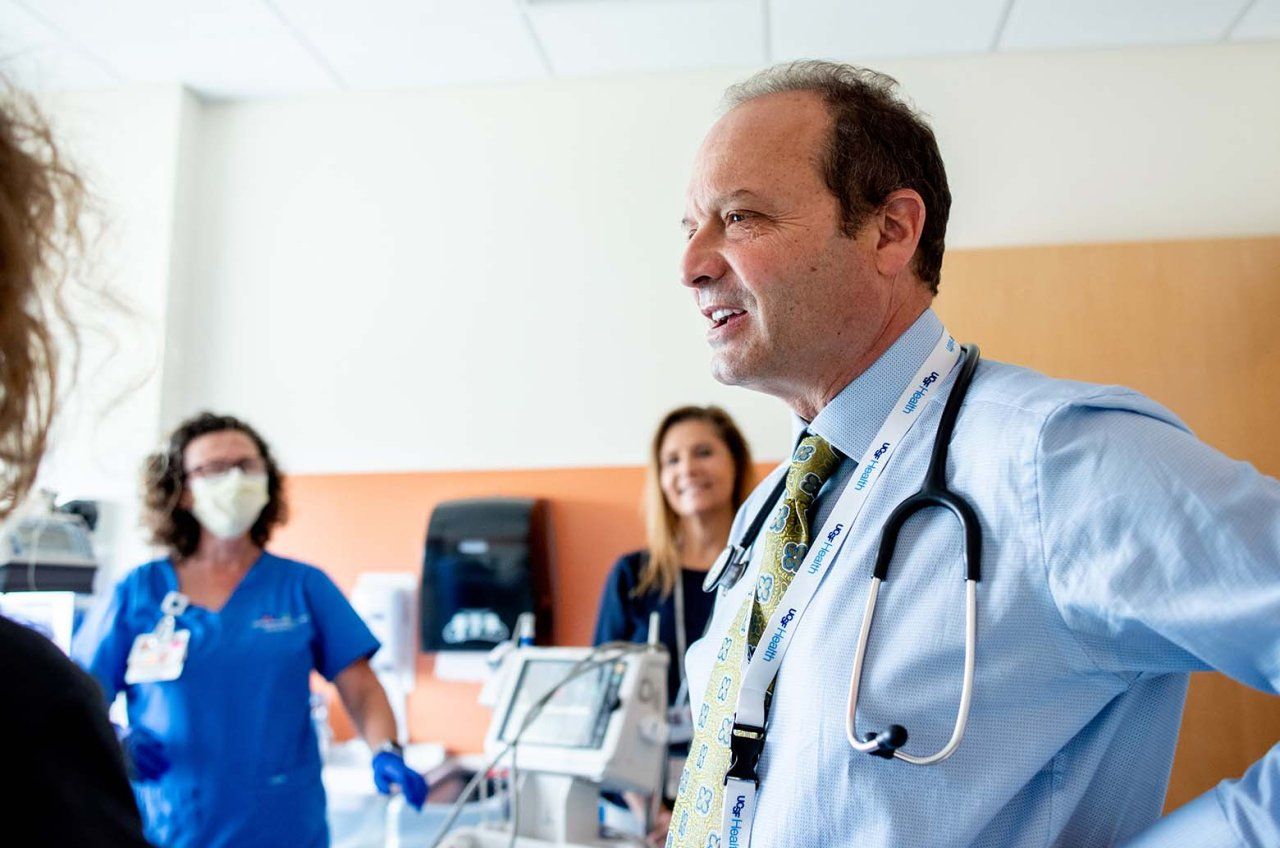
[668,434,843,848]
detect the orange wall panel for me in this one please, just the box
[274,466,646,752]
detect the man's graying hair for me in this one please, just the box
[724,61,951,292]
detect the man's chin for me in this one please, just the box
[710,354,752,387]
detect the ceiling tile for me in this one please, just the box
[16,0,281,45]
[12,0,328,96]
[271,0,546,88]
[770,0,1009,61]
[1000,0,1251,51]
[525,0,764,77]
[1232,0,1280,40]
[0,0,63,55]
[7,0,1273,97]
[0,44,118,90]
[90,32,335,98]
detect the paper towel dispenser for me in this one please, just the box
[420,497,551,651]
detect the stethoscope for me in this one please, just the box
[702,343,983,766]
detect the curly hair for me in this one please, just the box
[0,88,85,518]
[142,412,288,558]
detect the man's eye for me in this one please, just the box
[725,211,749,225]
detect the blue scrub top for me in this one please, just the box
[72,552,380,848]
[593,551,715,705]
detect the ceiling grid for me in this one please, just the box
[257,0,348,88]
[0,0,1275,97]
[990,0,1018,51]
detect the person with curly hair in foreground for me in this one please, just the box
[0,88,151,847]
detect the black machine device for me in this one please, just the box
[0,499,99,593]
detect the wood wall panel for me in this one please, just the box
[934,235,1280,811]
[935,237,1280,477]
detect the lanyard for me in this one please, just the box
[720,332,962,848]
[674,571,688,697]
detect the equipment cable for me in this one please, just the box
[426,641,651,848]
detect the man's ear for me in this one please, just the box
[874,189,926,278]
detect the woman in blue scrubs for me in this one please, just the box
[73,412,427,848]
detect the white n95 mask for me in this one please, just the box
[188,469,269,540]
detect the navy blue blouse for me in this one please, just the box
[592,550,716,705]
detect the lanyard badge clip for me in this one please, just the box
[722,721,767,848]
[724,721,767,786]
[153,591,189,639]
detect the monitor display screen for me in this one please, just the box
[498,658,624,750]
[0,591,76,653]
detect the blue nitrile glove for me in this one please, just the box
[115,724,170,782]
[372,747,429,810]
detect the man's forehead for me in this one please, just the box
[684,93,830,215]
[704,91,828,156]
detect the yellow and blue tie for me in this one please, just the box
[668,434,843,848]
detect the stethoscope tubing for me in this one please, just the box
[847,343,983,764]
[846,577,977,765]
[702,340,984,766]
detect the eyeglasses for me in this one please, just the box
[185,457,266,479]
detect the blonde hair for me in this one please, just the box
[0,89,85,518]
[637,405,754,598]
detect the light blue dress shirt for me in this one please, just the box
[683,309,1279,846]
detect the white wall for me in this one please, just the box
[32,86,194,576]
[163,42,1280,475]
[165,70,785,474]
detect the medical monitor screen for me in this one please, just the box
[0,591,75,653]
[498,658,624,750]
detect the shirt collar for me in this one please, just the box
[791,308,944,461]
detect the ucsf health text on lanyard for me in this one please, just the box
[720,332,962,848]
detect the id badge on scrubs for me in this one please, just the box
[125,591,191,684]
[125,628,190,683]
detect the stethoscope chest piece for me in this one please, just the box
[703,543,749,593]
[703,471,790,595]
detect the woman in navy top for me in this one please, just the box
[593,406,754,836]
[73,412,427,848]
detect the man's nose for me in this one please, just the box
[680,227,726,290]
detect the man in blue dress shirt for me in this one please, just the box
[669,60,1278,847]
